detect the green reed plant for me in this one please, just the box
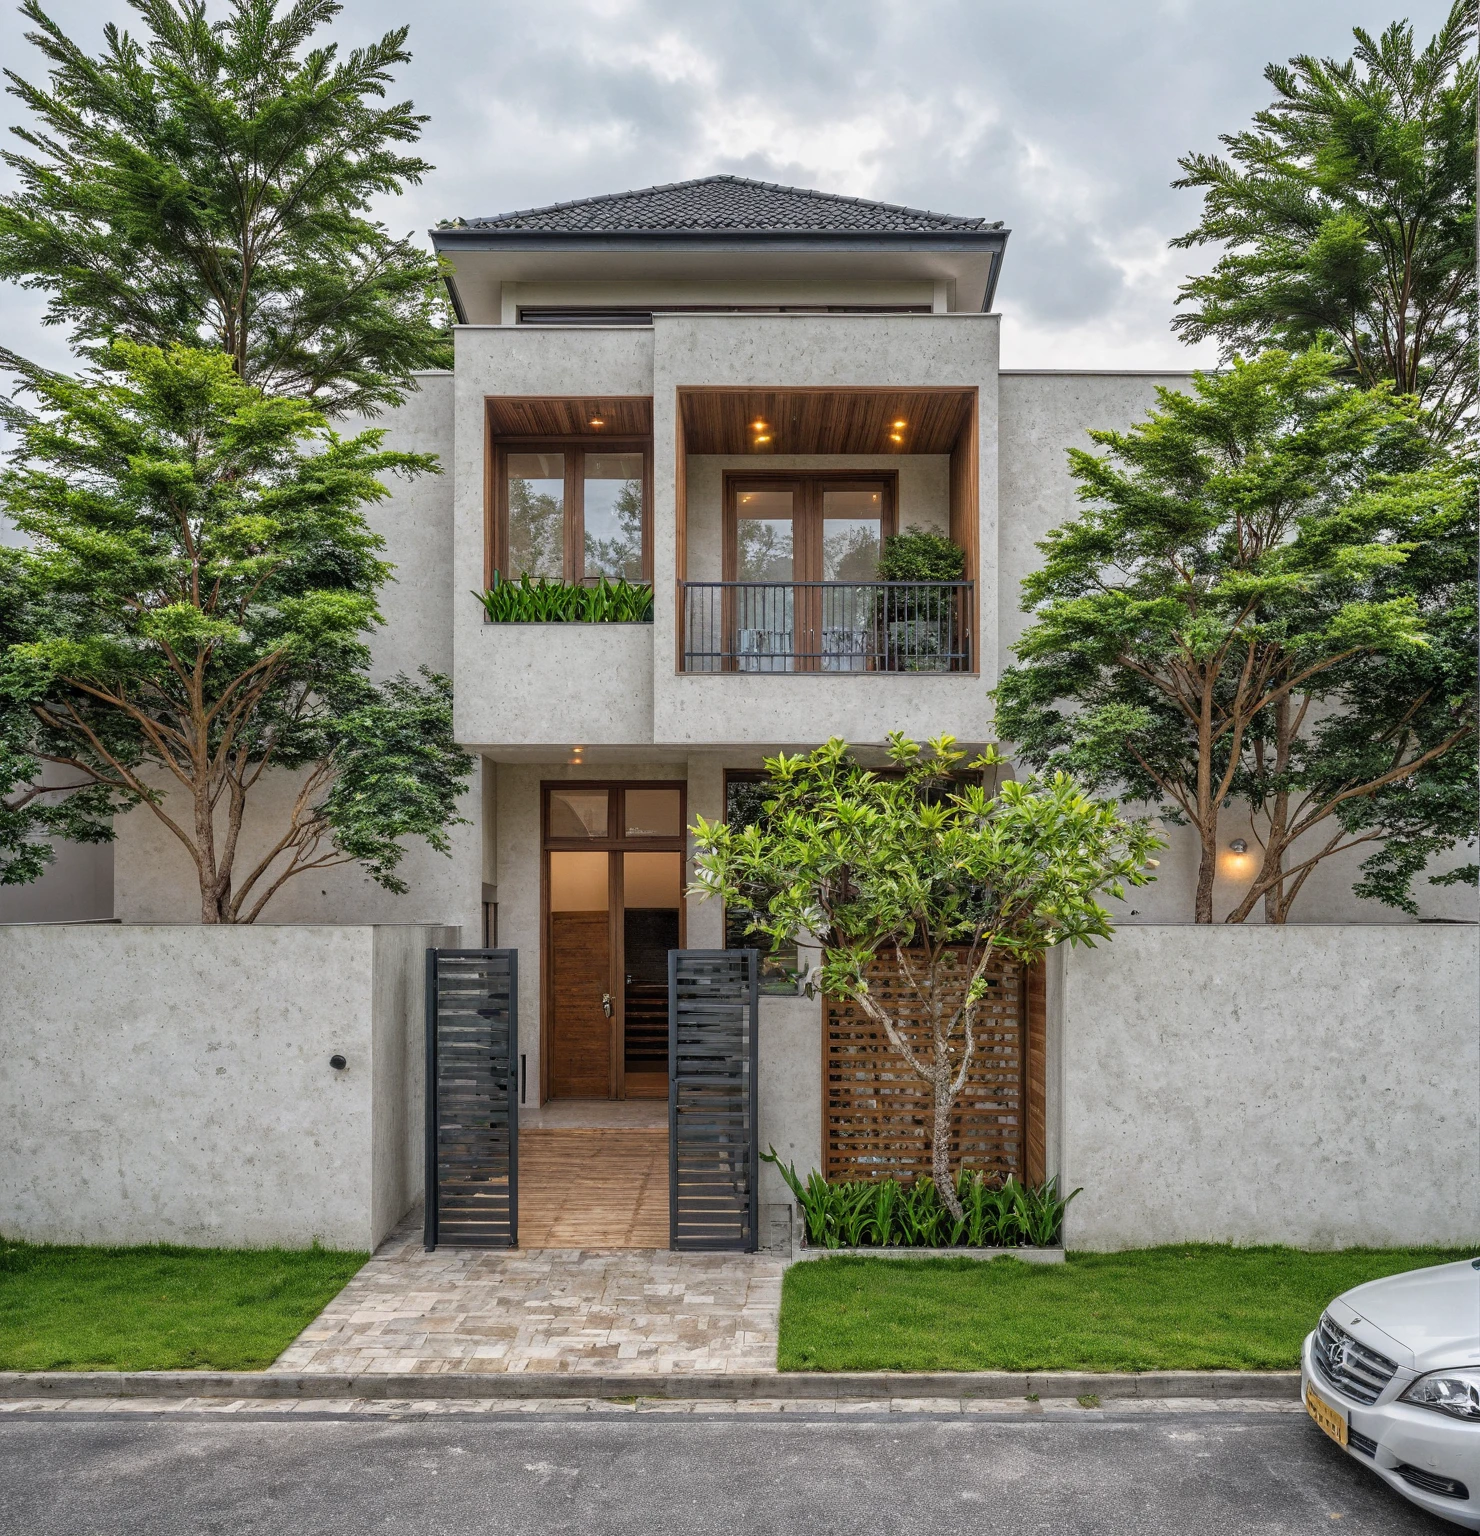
[475,572,654,623]
[762,1149,1080,1249]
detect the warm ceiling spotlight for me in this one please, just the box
[755,434,771,444]
[589,417,605,427]
[893,419,907,428]
[751,420,768,430]
[889,433,903,443]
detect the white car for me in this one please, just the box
[1303,1258,1480,1528]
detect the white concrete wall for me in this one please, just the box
[1056,925,1480,1249]
[0,923,456,1249]
[456,625,655,749]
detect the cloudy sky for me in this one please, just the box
[0,0,1455,375]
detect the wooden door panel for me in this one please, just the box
[550,911,611,1096]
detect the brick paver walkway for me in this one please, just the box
[272,1213,785,1376]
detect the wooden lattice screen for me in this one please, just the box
[824,951,1042,1184]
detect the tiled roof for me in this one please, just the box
[454,175,997,234]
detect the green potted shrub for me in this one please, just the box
[876,527,965,671]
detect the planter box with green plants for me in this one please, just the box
[475,572,654,623]
[766,1152,1077,1263]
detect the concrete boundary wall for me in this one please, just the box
[1056,926,1479,1250]
[0,924,457,1250]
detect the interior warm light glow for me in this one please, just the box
[755,435,771,444]
[751,420,768,429]
[889,433,903,442]
[893,420,907,428]
[589,417,604,427]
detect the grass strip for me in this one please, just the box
[0,1236,367,1371]
[778,1244,1476,1373]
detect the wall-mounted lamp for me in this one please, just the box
[1229,839,1248,855]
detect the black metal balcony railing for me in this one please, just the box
[680,581,973,674]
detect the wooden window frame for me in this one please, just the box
[721,470,898,583]
[538,780,687,1104]
[489,438,653,588]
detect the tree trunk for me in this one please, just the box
[1193,833,1218,923]
[931,1071,963,1221]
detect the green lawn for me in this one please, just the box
[0,1237,367,1371]
[779,1245,1476,1373]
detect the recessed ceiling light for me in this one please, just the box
[755,435,771,444]
[589,417,605,427]
[892,419,907,428]
[889,433,903,442]
[752,420,768,430]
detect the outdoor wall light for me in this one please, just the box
[1229,839,1248,854]
[329,1054,347,1070]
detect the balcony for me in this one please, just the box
[679,581,973,673]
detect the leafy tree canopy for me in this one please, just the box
[0,0,450,415]
[993,349,1476,923]
[1171,1,1477,436]
[690,734,1159,1214]
[0,340,472,920]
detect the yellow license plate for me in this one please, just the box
[1307,1383,1348,1448]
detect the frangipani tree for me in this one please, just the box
[689,734,1161,1219]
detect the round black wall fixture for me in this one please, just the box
[329,1054,347,1071]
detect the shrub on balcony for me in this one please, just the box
[875,527,967,672]
[476,572,654,623]
[763,1152,1080,1249]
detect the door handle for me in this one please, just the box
[602,992,613,1018]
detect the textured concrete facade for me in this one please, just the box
[1056,925,1480,1249]
[0,924,456,1249]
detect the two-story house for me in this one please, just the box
[49,173,1464,1239]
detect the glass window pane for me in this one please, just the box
[821,489,884,581]
[549,850,609,911]
[622,851,682,909]
[548,787,609,838]
[507,452,564,578]
[584,453,644,581]
[624,788,682,838]
[735,489,793,581]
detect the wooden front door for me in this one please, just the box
[549,908,612,1097]
[542,782,686,1102]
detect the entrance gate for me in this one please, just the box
[424,948,518,1250]
[668,949,759,1252]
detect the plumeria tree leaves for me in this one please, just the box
[993,350,1476,923]
[690,733,1160,1218]
[0,340,472,921]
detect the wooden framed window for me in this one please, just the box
[724,471,897,583]
[490,441,653,585]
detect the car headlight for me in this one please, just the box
[1402,1368,1480,1421]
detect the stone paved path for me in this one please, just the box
[272,1213,785,1376]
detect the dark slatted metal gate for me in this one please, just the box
[424,948,518,1250]
[668,949,759,1252]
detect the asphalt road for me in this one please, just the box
[0,1408,1458,1536]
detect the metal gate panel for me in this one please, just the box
[668,949,758,1252]
[425,949,518,1250]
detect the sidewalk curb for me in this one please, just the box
[0,1369,1302,1402]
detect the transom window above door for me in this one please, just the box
[494,443,652,584]
[727,473,896,583]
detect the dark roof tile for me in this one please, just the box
[455,175,994,235]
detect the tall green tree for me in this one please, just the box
[0,0,449,415]
[993,351,1476,924]
[1171,2,1477,437]
[690,734,1159,1217]
[0,341,472,921]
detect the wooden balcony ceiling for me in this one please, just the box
[680,387,973,455]
[487,395,653,438]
